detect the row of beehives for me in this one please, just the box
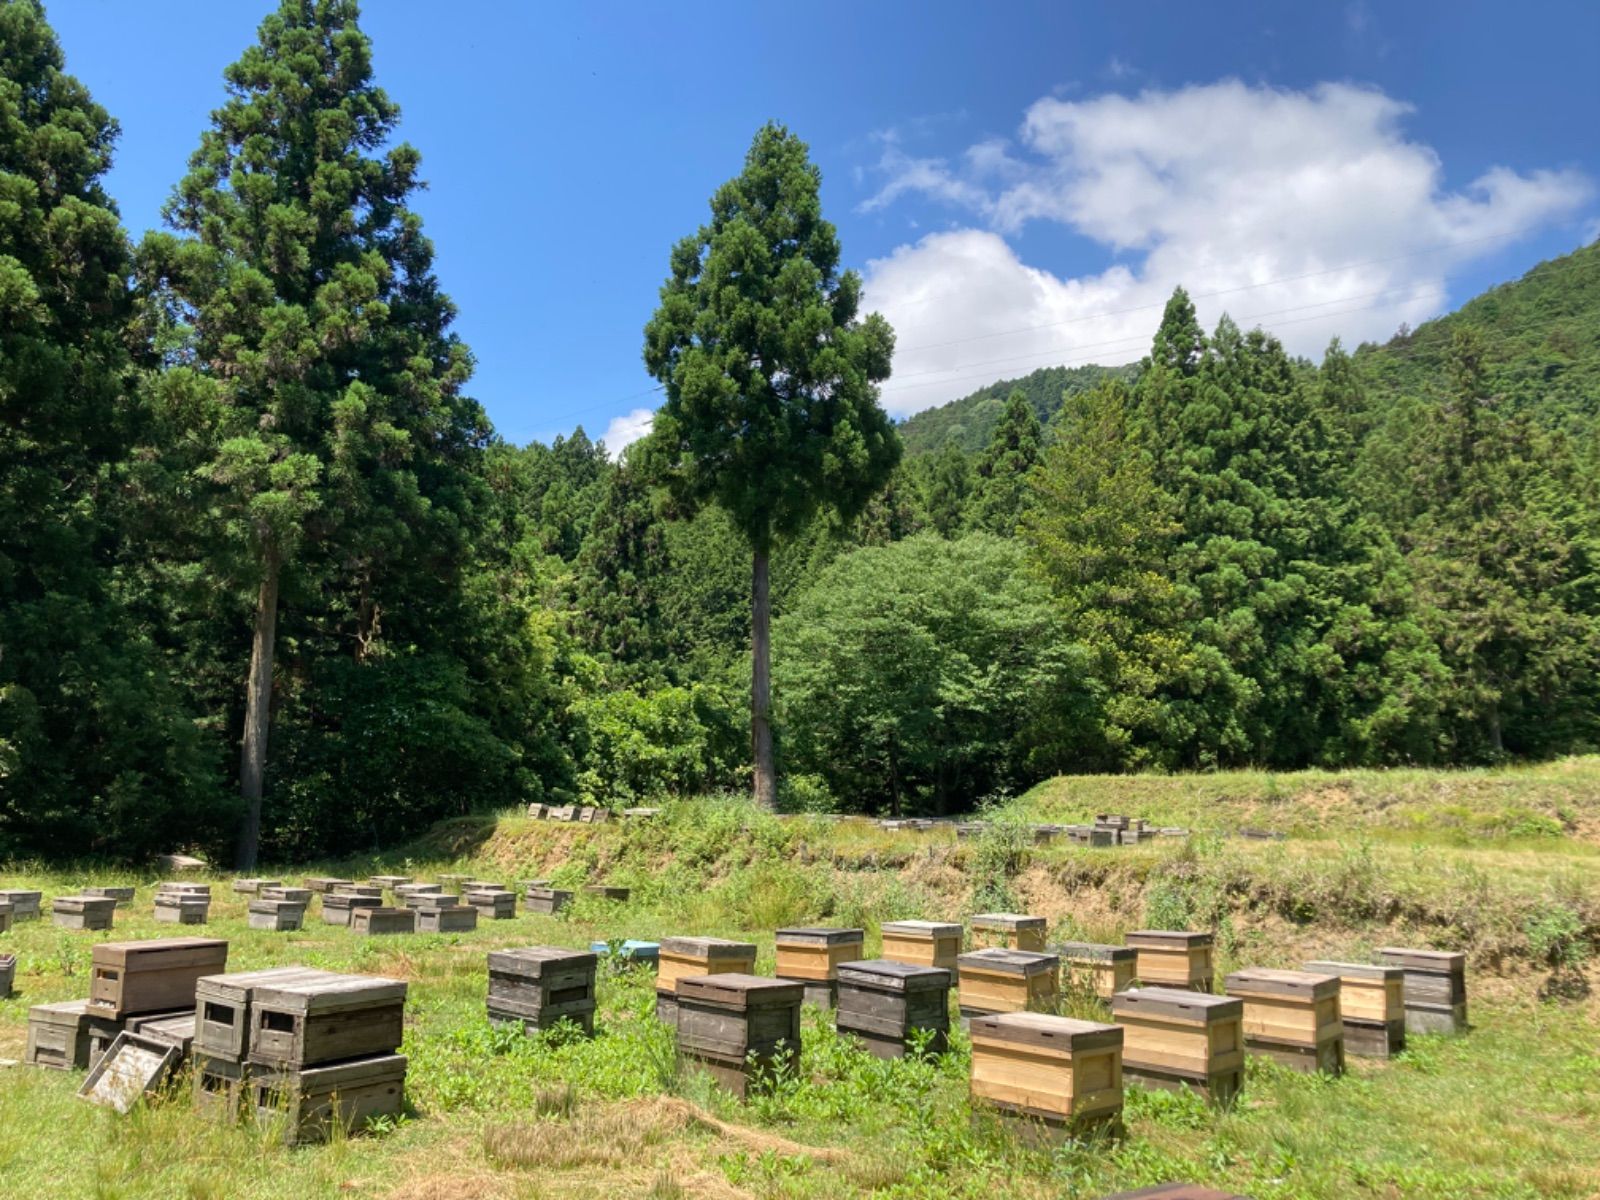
[525,802,662,822]
[21,935,407,1143]
[948,814,1190,847]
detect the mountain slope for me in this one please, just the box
[896,363,1138,456]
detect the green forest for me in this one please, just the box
[3,0,1599,866]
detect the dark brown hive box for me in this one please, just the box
[675,973,803,1098]
[525,886,574,915]
[487,946,597,1034]
[249,973,407,1069]
[835,959,951,1059]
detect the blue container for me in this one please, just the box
[590,939,660,964]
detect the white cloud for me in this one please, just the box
[601,407,655,457]
[858,80,1593,418]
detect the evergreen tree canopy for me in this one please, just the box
[971,387,1042,534]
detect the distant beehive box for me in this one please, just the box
[675,973,803,1099]
[418,902,478,933]
[153,893,209,925]
[0,889,42,920]
[248,899,307,932]
[320,893,381,927]
[402,890,455,911]
[252,1053,407,1145]
[260,886,312,905]
[488,946,597,1035]
[656,937,759,1025]
[53,895,116,931]
[302,877,353,895]
[83,886,136,907]
[156,882,212,897]
[89,937,230,1019]
[957,948,1059,1021]
[970,913,1048,953]
[1058,942,1138,1000]
[334,884,383,899]
[1305,960,1406,1057]
[249,974,407,1069]
[196,967,337,1061]
[1069,827,1116,847]
[350,906,416,936]
[368,876,412,890]
[464,888,517,919]
[775,927,866,1009]
[1378,947,1467,1035]
[835,960,952,1059]
[881,920,963,972]
[969,1012,1124,1136]
[1126,930,1215,992]
[0,951,14,998]
[393,883,442,900]
[436,874,472,893]
[954,822,987,841]
[232,878,281,896]
[1224,968,1344,1075]
[525,886,574,916]
[1112,987,1244,1103]
[26,999,94,1070]
[584,884,630,902]
[577,806,611,824]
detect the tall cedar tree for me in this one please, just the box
[642,123,900,808]
[971,388,1042,534]
[139,0,481,866]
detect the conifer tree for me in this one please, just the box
[642,123,900,809]
[971,389,1042,534]
[571,456,673,676]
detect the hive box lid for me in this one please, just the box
[676,973,804,1010]
[660,936,758,959]
[487,946,597,976]
[1112,986,1242,1022]
[969,912,1047,932]
[1378,947,1466,973]
[91,937,228,970]
[969,1011,1122,1052]
[881,920,963,939]
[1304,960,1403,983]
[836,959,951,992]
[29,998,91,1023]
[775,927,864,946]
[1126,929,1214,948]
[252,972,407,1013]
[957,948,1059,976]
[1057,941,1136,963]
[56,895,117,910]
[1224,968,1339,1001]
[197,966,338,1003]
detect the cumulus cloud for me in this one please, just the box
[601,407,655,457]
[858,80,1593,418]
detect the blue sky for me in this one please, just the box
[48,0,1600,447]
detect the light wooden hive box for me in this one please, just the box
[956,947,1059,1021]
[1126,930,1215,992]
[1224,968,1344,1075]
[1058,941,1138,1000]
[674,973,803,1099]
[1378,947,1467,1035]
[487,946,598,1035]
[969,912,1048,953]
[774,926,865,1008]
[88,937,229,1020]
[880,920,963,972]
[1111,986,1244,1103]
[834,959,952,1060]
[655,937,758,1025]
[1304,960,1406,1057]
[968,1011,1124,1136]
[248,973,407,1070]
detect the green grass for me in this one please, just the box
[2,767,1599,1198]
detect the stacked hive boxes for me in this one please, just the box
[83,885,135,907]
[1112,987,1244,1103]
[1224,968,1344,1075]
[675,974,802,1099]
[969,1012,1124,1139]
[655,937,758,1025]
[835,960,951,1059]
[322,887,381,927]
[487,947,598,1035]
[1379,947,1467,1035]
[154,883,211,925]
[464,887,517,920]
[1305,960,1406,1057]
[774,927,864,1009]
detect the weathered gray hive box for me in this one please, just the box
[196,966,338,1061]
[0,888,42,919]
[524,886,574,916]
[302,877,353,895]
[232,878,281,896]
[675,973,803,1098]
[1378,947,1467,1035]
[248,899,307,931]
[26,999,94,1070]
[487,946,597,1034]
[464,888,517,919]
[88,937,229,1020]
[321,892,382,926]
[252,1053,408,1145]
[350,906,416,936]
[153,891,209,925]
[260,886,312,905]
[249,973,407,1069]
[53,895,116,931]
[417,899,478,933]
[83,886,135,906]
[835,959,951,1059]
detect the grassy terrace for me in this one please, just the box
[2,761,1599,1199]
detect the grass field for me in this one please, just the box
[2,762,1599,1199]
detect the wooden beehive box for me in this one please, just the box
[253,1053,407,1145]
[88,937,229,1019]
[232,878,281,895]
[153,893,209,925]
[0,951,14,998]
[418,902,478,933]
[1305,960,1406,1057]
[196,967,337,1060]
[368,875,413,890]
[464,888,517,919]
[1224,968,1344,1074]
[260,886,313,905]
[350,906,416,936]
[970,912,1048,953]
[249,973,408,1069]
[835,959,952,1059]
[83,886,135,907]
[394,883,442,900]
[487,946,597,1034]
[335,884,384,899]
[0,888,42,919]
[881,920,963,972]
[26,999,94,1070]
[53,895,116,931]
[1378,947,1467,1035]
[303,877,353,895]
[127,1010,198,1058]
[248,899,307,932]
[193,1051,251,1119]
[656,937,759,1025]
[1126,930,1215,992]
[675,973,803,1099]
[86,1010,128,1070]
[1058,942,1138,1000]
[1070,827,1115,847]
[957,947,1059,1020]
[0,900,11,934]
[1112,987,1244,1103]
[321,892,381,926]
[969,1012,1123,1135]
[156,881,211,896]
[775,927,866,1008]
[525,886,573,915]
[584,884,630,901]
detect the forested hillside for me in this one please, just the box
[3,0,1598,866]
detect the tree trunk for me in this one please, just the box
[235,549,280,870]
[751,548,776,811]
